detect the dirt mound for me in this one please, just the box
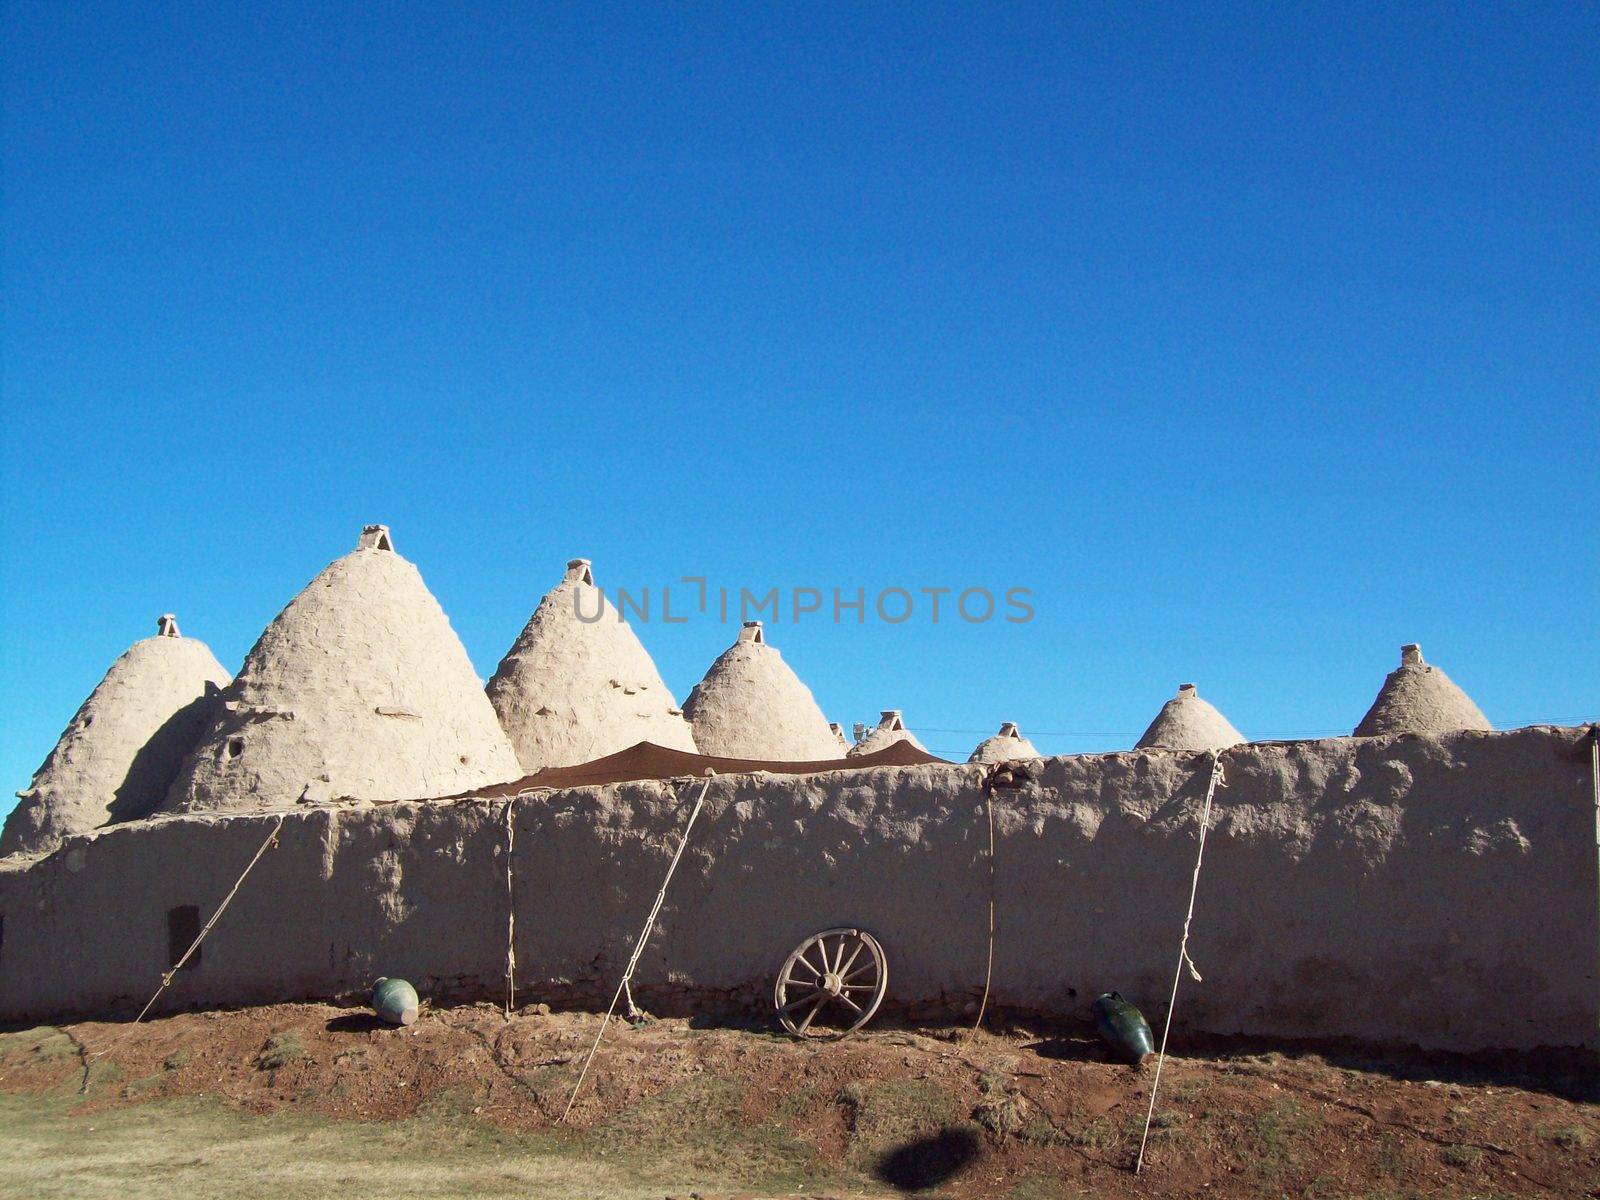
[1,1002,1595,1198]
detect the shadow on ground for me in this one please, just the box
[325,1013,389,1034]
[874,1126,982,1192]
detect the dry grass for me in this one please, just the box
[2,1009,1595,1199]
[0,1091,793,1200]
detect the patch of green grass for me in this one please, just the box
[257,1031,306,1072]
[80,1059,122,1092]
[1374,1133,1407,1178]
[0,1027,78,1061]
[1439,1143,1483,1169]
[973,1090,1029,1137]
[122,1072,167,1099]
[1248,1096,1313,1183]
[1017,1109,1064,1146]
[1538,1124,1592,1150]
[1068,1112,1134,1152]
[586,1075,821,1189]
[0,1091,813,1200]
[0,1094,652,1196]
[419,1082,492,1121]
[839,1078,959,1160]
[771,1079,819,1123]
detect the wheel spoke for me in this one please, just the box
[796,991,829,1034]
[776,930,886,1041]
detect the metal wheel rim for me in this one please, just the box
[773,927,888,1040]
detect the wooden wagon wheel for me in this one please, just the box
[774,927,888,1040]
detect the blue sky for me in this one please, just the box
[2,2,1594,811]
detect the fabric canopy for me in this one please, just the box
[463,737,949,795]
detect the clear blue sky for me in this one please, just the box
[2,3,1595,813]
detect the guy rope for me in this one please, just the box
[1135,749,1225,1173]
[504,797,517,1016]
[561,770,716,1122]
[964,763,1005,1041]
[82,811,287,1092]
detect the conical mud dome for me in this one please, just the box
[486,559,696,771]
[683,622,839,760]
[1136,684,1244,752]
[848,710,927,758]
[968,721,1041,764]
[1354,644,1491,737]
[1,615,231,856]
[163,526,521,812]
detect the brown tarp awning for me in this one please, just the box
[464,738,950,795]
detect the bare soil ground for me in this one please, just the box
[0,1002,1595,1199]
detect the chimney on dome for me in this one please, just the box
[565,559,594,586]
[358,524,394,552]
[1401,644,1424,667]
[1177,683,1197,697]
[738,621,764,644]
[999,721,1020,738]
[157,614,181,638]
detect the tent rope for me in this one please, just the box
[561,771,715,1122]
[1590,729,1599,1029]
[1135,751,1225,1174]
[504,798,517,1017]
[81,812,286,1092]
[965,767,1000,1041]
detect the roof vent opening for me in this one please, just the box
[999,721,1020,737]
[157,614,180,638]
[1400,644,1424,667]
[880,710,904,730]
[829,722,845,737]
[565,558,594,586]
[739,621,764,644]
[358,524,394,552]
[1177,683,1197,697]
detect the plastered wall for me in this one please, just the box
[1,726,1594,1052]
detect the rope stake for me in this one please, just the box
[561,771,715,1122]
[1135,751,1224,1174]
[82,812,287,1091]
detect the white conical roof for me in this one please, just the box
[163,526,521,812]
[968,721,1041,764]
[1136,684,1244,752]
[1,615,231,856]
[683,622,840,760]
[486,559,697,771]
[848,710,927,758]
[1354,644,1491,737]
